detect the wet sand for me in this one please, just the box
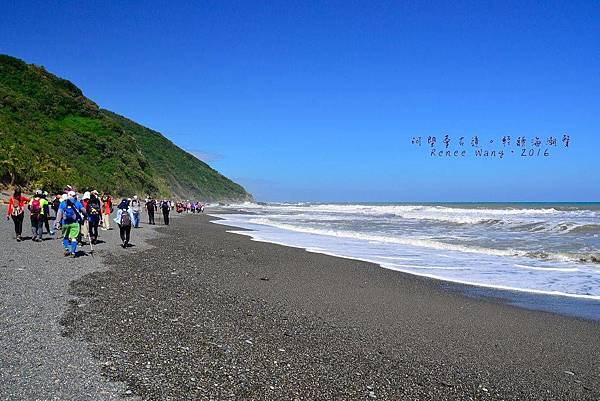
[59,213,599,400]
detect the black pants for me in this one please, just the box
[163,211,170,225]
[148,210,155,225]
[119,224,131,245]
[44,215,51,234]
[11,213,24,236]
[89,219,99,242]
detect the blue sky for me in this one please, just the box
[2,1,599,202]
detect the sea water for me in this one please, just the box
[211,203,600,301]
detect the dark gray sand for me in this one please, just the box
[0,211,160,401]
[58,213,599,400]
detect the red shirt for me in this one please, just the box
[7,195,30,216]
[101,197,112,214]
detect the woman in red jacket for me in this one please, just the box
[6,187,30,241]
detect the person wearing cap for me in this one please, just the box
[79,191,91,245]
[131,195,142,228]
[86,190,102,244]
[54,190,87,257]
[41,190,55,236]
[28,190,48,242]
[114,198,135,248]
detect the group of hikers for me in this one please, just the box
[5,186,204,257]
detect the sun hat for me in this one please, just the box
[82,191,91,200]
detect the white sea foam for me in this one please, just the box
[209,202,600,300]
[244,217,579,261]
[513,264,579,272]
[223,202,600,233]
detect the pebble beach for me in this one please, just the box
[1,212,599,400]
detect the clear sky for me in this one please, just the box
[2,1,599,202]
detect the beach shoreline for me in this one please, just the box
[60,213,599,400]
[210,209,600,322]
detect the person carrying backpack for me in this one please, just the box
[86,190,102,244]
[28,190,48,242]
[6,187,29,242]
[161,199,171,225]
[146,197,156,225]
[41,191,55,236]
[54,191,87,257]
[114,199,134,248]
[79,191,91,245]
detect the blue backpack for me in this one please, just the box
[63,201,81,224]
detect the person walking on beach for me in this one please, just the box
[86,190,102,244]
[6,187,29,241]
[41,191,55,236]
[131,195,142,228]
[146,197,156,225]
[100,193,112,230]
[51,194,61,217]
[161,200,170,225]
[7,189,29,240]
[28,190,48,242]
[115,199,134,248]
[54,191,87,257]
[79,191,91,245]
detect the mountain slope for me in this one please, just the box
[0,54,251,201]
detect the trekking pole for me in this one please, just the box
[88,231,94,257]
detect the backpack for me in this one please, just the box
[30,198,41,216]
[88,199,101,215]
[63,201,81,224]
[11,197,23,216]
[120,210,131,227]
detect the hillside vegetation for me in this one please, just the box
[0,54,251,201]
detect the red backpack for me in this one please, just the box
[30,198,41,216]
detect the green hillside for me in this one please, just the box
[0,54,252,201]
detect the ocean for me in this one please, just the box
[211,203,600,300]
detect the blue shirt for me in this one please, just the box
[58,199,84,224]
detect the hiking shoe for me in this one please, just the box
[64,250,71,257]
[71,253,76,258]
[16,236,21,242]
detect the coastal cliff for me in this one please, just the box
[0,54,251,201]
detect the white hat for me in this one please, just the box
[82,191,91,200]
[68,190,76,197]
